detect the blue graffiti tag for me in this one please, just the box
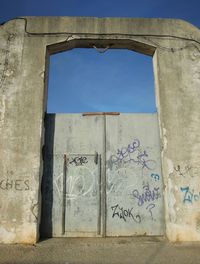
[146,203,156,220]
[180,186,200,204]
[151,173,160,181]
[110,139,156,170]
[131,183,161,206]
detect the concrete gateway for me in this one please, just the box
[0,17,200,243]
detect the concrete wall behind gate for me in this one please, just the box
[0,17,200,243]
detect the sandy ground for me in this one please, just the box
[0,237,200,264]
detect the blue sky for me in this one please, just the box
[49,49,155,113]
[1,0,200,113]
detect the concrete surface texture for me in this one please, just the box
[0,17,200,244]
[1,238,200,264]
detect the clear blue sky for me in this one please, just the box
[1,0,200,113]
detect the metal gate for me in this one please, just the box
[41,113,164,237]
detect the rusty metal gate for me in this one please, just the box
[41,113,164,238]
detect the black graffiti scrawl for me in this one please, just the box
[111,204,141,223]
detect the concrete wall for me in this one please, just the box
[0,17,200,243]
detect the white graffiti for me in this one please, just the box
[54,166,98,201]
[53,172,63,200]
[106,167,140,195]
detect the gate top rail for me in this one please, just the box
[82,112,120,116]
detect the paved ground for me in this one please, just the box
[0,237,200,264]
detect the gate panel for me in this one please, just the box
[41,113,164,238]
[41,114,104,237]
[106,114,164,236]
[65,154,101,236]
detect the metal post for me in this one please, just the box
[62,154,67,235]
[102,115,107,237]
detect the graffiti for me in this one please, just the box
[30,199,38,221]
[174,165,200,178]
[106,168,127,195]
[106,167,141,195]
[107,176,123,195]
[66,166,98,200]
[112,139,140,162]
[54,167,97,200]
[174,165,191,177]
[66,173,96,200]
[151,173,160,181]
[53,172,63,199]
[131,183,161,206]
[146,203,155,220]
[111,204,141,223]
[69,156,88,166]
[180,186,200,204]
[0,179,30,191]
[110,139,156,170]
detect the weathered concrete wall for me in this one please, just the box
[0,17,200,243]
[155,42,200,241]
